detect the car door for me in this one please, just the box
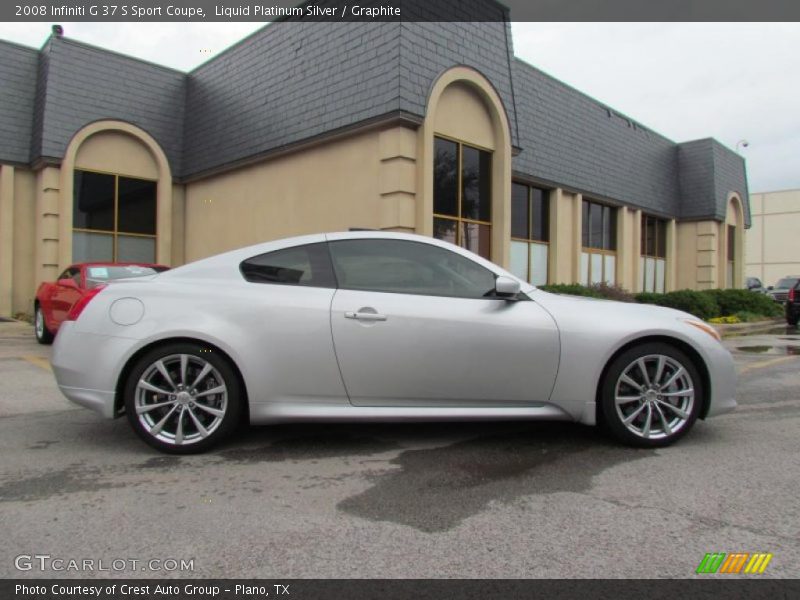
[50,266,83,325]
[327,237,560,407]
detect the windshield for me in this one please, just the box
[85,265,166,288]
[775,278,799,289]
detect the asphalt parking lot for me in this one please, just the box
[0,319,798,579]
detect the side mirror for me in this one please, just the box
[57,278,79,290]
[495,276,521,299]
[767,286,774,291]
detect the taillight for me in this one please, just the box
[65,285,107,321]
[790,287,796,302]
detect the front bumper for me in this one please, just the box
[51,321,134,419]
[703,340,738,418]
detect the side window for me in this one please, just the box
[328,239,497,299]
[240,243,336,288]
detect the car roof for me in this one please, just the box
[158,231,532,290]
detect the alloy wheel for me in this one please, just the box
[613,354,695,441]
[134,353,228,446]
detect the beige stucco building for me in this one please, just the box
[0,12,750,319]
[746,189,800,287]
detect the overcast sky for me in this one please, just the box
[1,21,798,193]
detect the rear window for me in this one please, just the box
[85,265,165,288]
[775,278,799,289]
[240,243,336,289]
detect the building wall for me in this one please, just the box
[746,189,800,286]
[184,126,418,262]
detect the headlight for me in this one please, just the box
[682,319,722,342]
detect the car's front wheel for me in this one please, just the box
[123,343,242,454]
[600,342,702,447]
[34,304,54,345]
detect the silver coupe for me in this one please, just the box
[51,231,737,453]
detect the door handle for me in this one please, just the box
[344,310,387,322]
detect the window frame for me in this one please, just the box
[511,182,550,285]
[239,242,338,289]
[433,134,493,260]
[639,214,668,293]
[72,168,158,263]
[581,198,618,285]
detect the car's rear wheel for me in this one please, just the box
[600,342,702,447]
[124,343,242,454]
[34,305,54,345]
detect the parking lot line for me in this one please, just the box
[21,355,52,372]
[739,355,798,374]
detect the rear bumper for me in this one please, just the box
[56,386,116,418]
[51,321,133,419]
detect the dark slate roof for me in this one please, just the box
[397,19,519,148]
[0,39,39,165]
[183,1,517,178]
[32,37,186,174]
[511,58,681,217]
[183,21,402,177]
[678,138,751,227]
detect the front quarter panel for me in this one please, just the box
[532,291,736,424]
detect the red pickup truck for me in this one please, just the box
[34,262,169,344]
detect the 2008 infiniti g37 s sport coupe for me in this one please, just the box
[51,231,737,454]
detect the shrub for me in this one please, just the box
[539,284,604,299]
[635,289,719,320]
[634,292,661,306]
[539,283,635,302]
[591,283,636,303]
[543,285,781,322]
[733,310,776,323]
[701,289,782,318]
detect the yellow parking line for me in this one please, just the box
[21,355,52,372]
[739,355,798,374]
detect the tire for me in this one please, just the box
[34,304,54,345]
[123,342,242,454]
[599,342,702,448]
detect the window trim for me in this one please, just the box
[433,134,493,259]
[73,167,158,263]
[641,214,667,260]
[511,182,550,285]
[239,242,338,289]
[639,214,667,293]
